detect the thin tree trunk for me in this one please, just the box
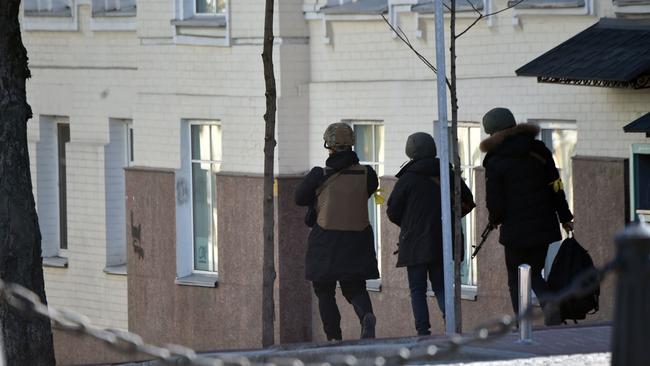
[261,0,277,348]
[449,0,463,334]
[0,1,56,364]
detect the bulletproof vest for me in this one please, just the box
[315,164,370,231]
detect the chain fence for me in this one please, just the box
[0,257,619,366]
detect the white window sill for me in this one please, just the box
[428,285,477,301]
[43,256,68,268]
[366,279,381,292]
[175,273,219,288]
[171,16,230,46]
[92,9,137,18]
[171,17,227,28]
[614,4,650,16]
[103,264,127,276]
[24,9,72,17]
[23,9,78,31]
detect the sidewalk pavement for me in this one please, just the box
[119,323,612,366]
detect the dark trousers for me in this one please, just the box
[504,245,550,314]
[407,262,445,336]
[312,280,374,341]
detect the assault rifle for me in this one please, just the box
[471,223,495,259]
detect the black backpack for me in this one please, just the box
[547,235,600,323]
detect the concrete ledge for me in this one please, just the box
[104,264,127,275]
[175,273,219,288]
[43,256,68,268]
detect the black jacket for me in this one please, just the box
[386,157,473,267]
[480,124,573,248]
[295,150,380,282]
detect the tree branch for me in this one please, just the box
[466,0,483,17]
[456,0,527,39]
[381,14,452,90]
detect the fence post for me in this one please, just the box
[517,264,532,344]
[611,223,650,366]
[0,316,5,366]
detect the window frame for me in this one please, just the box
[456,122,482,289]
[348,120,384,291]
[630,143,650,222]
[172,0,231,46]
[103,119,133,274]
[24,0,73,16]
[187,121,222,275]
[432,120,481,300]
[126,123,135,167]
[56,123,70,253]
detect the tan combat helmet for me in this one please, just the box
[323,123,355,149]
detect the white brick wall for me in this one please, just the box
[24,4,136,329]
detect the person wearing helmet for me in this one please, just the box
[295,122,380,341]
[480,107,573,325]
[386,132,474,336]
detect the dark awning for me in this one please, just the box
[516,18,650,89]
[624,112,650,137]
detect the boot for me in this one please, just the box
[543,303,563,326]
[360,313,376,339]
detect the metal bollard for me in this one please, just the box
[517,264,532,344]
[611,223,650,366]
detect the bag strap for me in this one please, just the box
[315,168,345,196]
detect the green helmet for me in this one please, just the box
[482,107,516,135]
[323,123,355,149]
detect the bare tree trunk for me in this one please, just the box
[449,0,463,334]
[261,0,277,348]
[0,1,56,364]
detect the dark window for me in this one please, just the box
[128,126,134,164]
[633,153,650,212]
[57,123,70,250]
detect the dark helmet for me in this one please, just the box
[405,132,437,159]
[482,107,516,135]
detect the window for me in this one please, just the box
[456,123,482,287]
[36,117,69,266]
[127,124,134,166]
[351,122,384,288]
[23,0,77,31]
[24,0,72,16]
[104,120,132,273]
[190,123,222,273]
[196,0,226,15]
[172,0,230,46]
[92,0,136,16]
[57,123,70,251]
[531,120,577,211]
[631,144,650,222]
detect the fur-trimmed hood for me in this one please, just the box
[479,123,540,154]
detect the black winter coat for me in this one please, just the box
[386,157,473,267]
[295,150,380,282]
[480,124,573,249]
